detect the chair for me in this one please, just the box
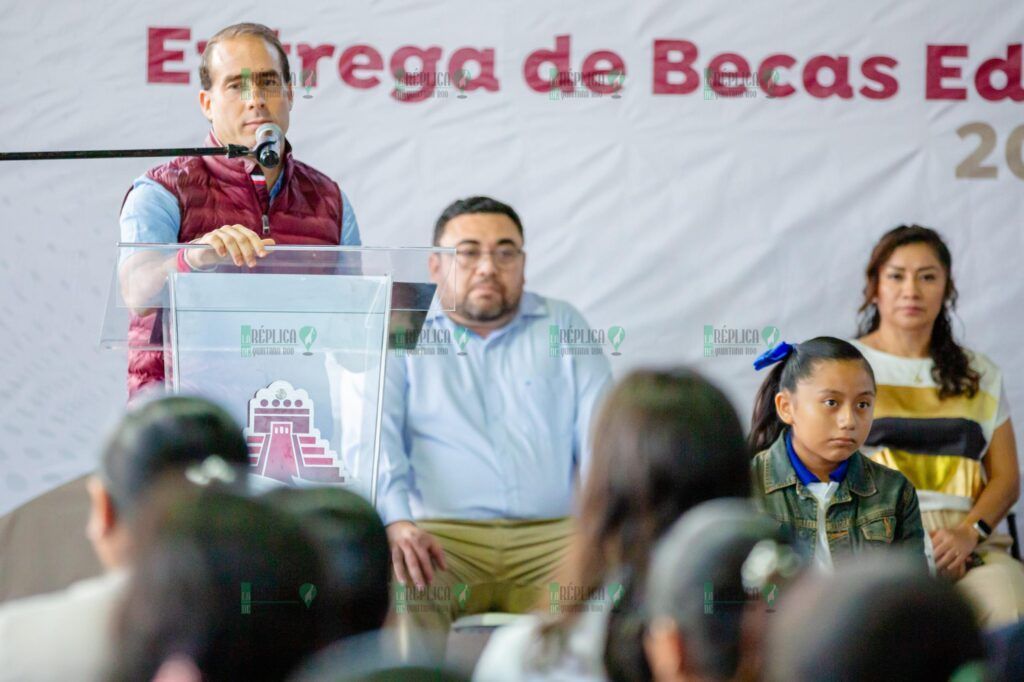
[445,613,525,676]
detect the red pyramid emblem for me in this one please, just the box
[243,380,347,484]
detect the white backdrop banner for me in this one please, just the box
[1,1,1023,515]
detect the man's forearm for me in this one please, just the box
[118,251,180,313]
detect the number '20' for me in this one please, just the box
[956,122,1024,179]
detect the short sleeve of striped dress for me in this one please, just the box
[851,340,1006,515]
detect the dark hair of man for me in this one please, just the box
[198,22,292,90]
[432,196,524,245]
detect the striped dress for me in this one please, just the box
[851,340,1010,519]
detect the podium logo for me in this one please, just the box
[240,325,316,358]
[244,381,348,485]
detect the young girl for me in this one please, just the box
[749,336,926,570]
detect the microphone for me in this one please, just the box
[253,123,283,168]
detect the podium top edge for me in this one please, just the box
[116,243,456,254]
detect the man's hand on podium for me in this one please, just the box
[386,520,447,590]
[185,224,275,270]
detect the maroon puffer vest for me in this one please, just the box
[126,132,344,398]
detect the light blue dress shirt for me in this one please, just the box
[119,175,362,245]
[378,292,613,525]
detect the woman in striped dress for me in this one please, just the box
[853,224,1024,628]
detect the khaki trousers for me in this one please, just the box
[394,517,572,659]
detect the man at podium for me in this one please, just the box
[118,22,361,398]
[378,196,613,653]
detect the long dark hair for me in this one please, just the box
[536,369,751,680]
[857,225,979,399]
[262,487,391,644]
[109,482,325,682]
[749,337,875,453]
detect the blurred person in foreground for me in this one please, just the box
[473,369,751,681]
[643,499,802,682]
[108,479,325,681]
[0,396,249,682]
[766,556,986,682]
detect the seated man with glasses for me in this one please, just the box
[379,196,612,656]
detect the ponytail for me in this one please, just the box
[749,360,789,453]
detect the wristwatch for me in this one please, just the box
[972,519,992,543]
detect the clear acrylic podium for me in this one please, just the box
[102,243,455,505]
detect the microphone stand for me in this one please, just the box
[0,144,252,162]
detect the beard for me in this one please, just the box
[456,281,522,322]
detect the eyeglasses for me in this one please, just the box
[453,246,524,269]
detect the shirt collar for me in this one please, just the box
[251,166,285,201]
[785,430,849,485]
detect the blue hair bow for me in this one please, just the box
[753,341,795,371]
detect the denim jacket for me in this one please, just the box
[751,431,927,568]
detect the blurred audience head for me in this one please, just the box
[262,486,391,643]
[538,368,751,679]
[579,368,751,590]
[643,499,800,682]
[766,556,985,682]
[109,480,324,682]
[88,395,249,568]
